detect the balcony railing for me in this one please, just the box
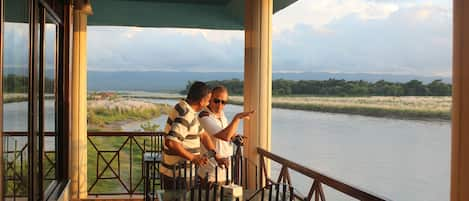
[87,131,164,196]
[3,131,390,200]
[257,147,391,201]
[3,131,56,198]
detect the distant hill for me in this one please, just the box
[2,68,451,92]
[86,71,451,92]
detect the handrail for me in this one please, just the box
[4,131,166,137]
[3,131,166,196]
[257,147,391,201]
[3,131,391,200]
[4,131,55,136]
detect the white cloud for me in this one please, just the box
[272,4,452,76]
[273,0,399,34]
[152,28,243,44]
[87,26,245,72]
[84,1,451,77]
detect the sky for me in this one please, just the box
[4,0,453,77]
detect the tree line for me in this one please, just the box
[4,74,55,93]
[181,78,452,96]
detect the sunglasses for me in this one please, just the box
[213,98,228,105]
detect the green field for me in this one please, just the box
[87,97,168,193]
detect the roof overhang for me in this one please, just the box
[87,0,297,30]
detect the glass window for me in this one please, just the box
[43,12,57,192]
[3,0,30,199]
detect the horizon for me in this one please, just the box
[85,70,452,92]
[84,69,452,78]
[2,66,453,79]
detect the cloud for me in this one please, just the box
[88,27,244,72]
[83,2,451,76]
[3,23,30,69]
[273,0,399,34]
[0,0,450,78]
[272,4,452,76]
[159,29,243,44]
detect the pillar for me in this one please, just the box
[243,0,272,189]
[451,0,469,200]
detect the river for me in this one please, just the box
[124,98,450,201]
[3,99,450,201]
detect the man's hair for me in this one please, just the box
[186,81,211,102]
[211,85,228,94]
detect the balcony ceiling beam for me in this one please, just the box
[86,0,296,30]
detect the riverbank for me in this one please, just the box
[4,93,28,103]
[232,96,451,121]
[122,92,451,121]
[88,98,172,131]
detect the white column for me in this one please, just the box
[244,0,272,189]
[70,8,89,200]
[451,1,469,200]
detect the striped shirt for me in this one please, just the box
[160,99,204,177]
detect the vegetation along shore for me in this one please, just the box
[229,96,451,121]
[87,92,172,131]
[121,91,451,121]
[182,79,452,120]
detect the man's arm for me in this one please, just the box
[165,109,208,165]
[199,111,254,141]
[165,139,207,165]
[200,131,229,167]
[200,131,217,151]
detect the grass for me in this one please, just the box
[120,91,184,100]
[87,134,163,194]
[87,97,168,193]
[4,93,28,103]
[120,91,451,120]
[88,98,172,130]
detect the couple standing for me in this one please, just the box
[160,81,254,189]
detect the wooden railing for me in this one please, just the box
[87,131,164,196]
[3,131,391,200]
[3,131,164,197]
[3,131,56,198]
[257,147,391,201]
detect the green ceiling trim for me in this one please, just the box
[88,0,297,30]
[88,0,244,30]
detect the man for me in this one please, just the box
[161,81,225,189]
[198,85,254,182]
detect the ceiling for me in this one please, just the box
[87,0,297,30]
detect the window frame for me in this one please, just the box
[0,0,70,200]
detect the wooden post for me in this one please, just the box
[70,2,90,199]
[451,1,469,201]
[244,0,272,189]
[0,0,4,198]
